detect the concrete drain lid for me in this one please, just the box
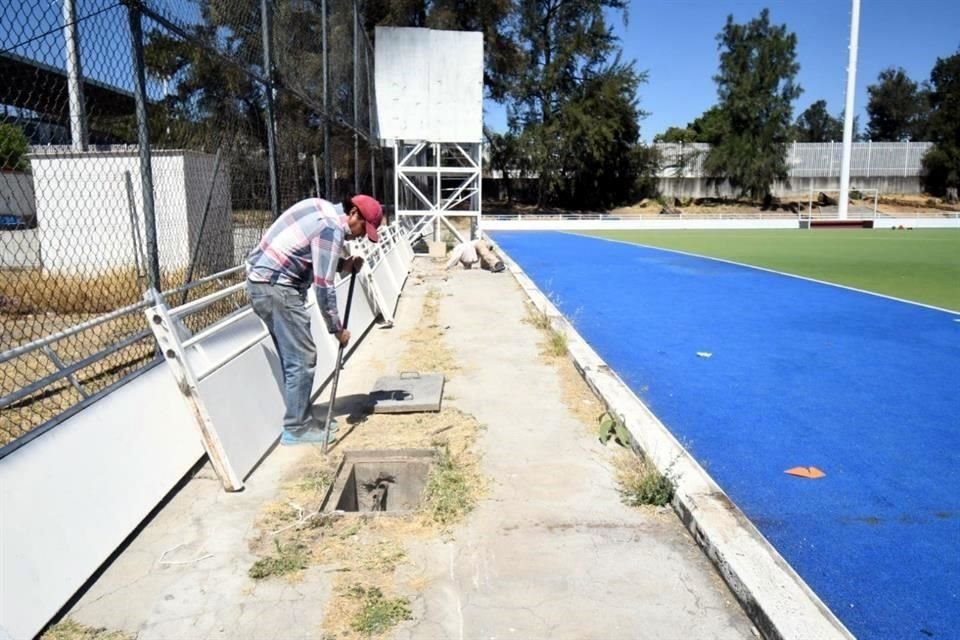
[370,372,444,413]
[321,449,436,514]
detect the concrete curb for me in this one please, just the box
[491,239,854,640]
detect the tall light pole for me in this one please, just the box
[838,0,861,220]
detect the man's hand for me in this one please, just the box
[338,255,364,274]
[335,329,351,347]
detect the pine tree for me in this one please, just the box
[704,9,801,201]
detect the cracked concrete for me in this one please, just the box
[63,258,756,639]
[392,267,755,640]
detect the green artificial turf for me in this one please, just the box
[583,229,960,311]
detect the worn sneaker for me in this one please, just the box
[280,426,337,446]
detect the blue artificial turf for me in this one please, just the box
[492,231,960,639]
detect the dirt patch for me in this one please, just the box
[399,287,458,375]
[522,302,604,430]
[248,282,485,638]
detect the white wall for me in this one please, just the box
[29,150,231,275]
[0,365,205,640]
[877,217,960,229]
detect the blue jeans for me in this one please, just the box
[247,281,317,432]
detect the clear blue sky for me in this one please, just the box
[483,0,960,141]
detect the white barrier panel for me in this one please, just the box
[385,239,408,288]
[876,217,960,229]
[146,225,414,491]
[371,258,401,317]
[0,366,205,640]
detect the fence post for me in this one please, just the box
[365,31,377,198]
[904,144,910,178]
[353,0,360,194]
[322,0,333,197]
[125,1,161,291]
[260,0,280,219]
[63,0,88,151]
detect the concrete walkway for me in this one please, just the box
[64,258,756,639]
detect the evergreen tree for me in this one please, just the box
[704,9,801,201]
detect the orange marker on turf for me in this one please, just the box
[784,466,826,479]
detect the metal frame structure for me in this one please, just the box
[393,140,482,243]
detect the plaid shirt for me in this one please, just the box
[246,198,348,333]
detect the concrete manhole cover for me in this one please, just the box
[370,372,444,413]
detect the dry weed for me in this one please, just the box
[41,619,133,640]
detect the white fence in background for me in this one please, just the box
[0,222,415,640]
[655,142,933,179]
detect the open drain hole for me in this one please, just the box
[321,449,435,514]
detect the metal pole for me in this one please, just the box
[393,144,399,225]
[261,0,281,219]
[313,154,321,197]
[181,147,223,304]
[322,270,358,454]
[434,143,440,242]
[476,143,483,239]
[126,2,161,291]
[366,31,376,199]
[63,0,87,151]
[353,0,360,194]
[322,0,333,198]
[838,0,861,220]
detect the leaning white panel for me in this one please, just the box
[196,340,285,478]
[385,243,408,289]
[371,259,401,316]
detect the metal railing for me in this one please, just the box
[1,0,382,451]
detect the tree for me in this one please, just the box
[492,0,648,208]
[921,51,960,199]
[550,59,648,207]
[654,127,697,143]
[704,9,801,201]
[687,106,727,144]
[793,100,843,142]
[866,67,923,141]
[0,123,29,171]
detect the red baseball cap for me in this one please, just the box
[352,194,383,243]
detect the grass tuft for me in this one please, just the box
[524,304,569,357]
[347,585,413,636]
[613,450,675,508]
[421,443,480,526]
[248,539,309,579]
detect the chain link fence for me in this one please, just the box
[0,0,381,452]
